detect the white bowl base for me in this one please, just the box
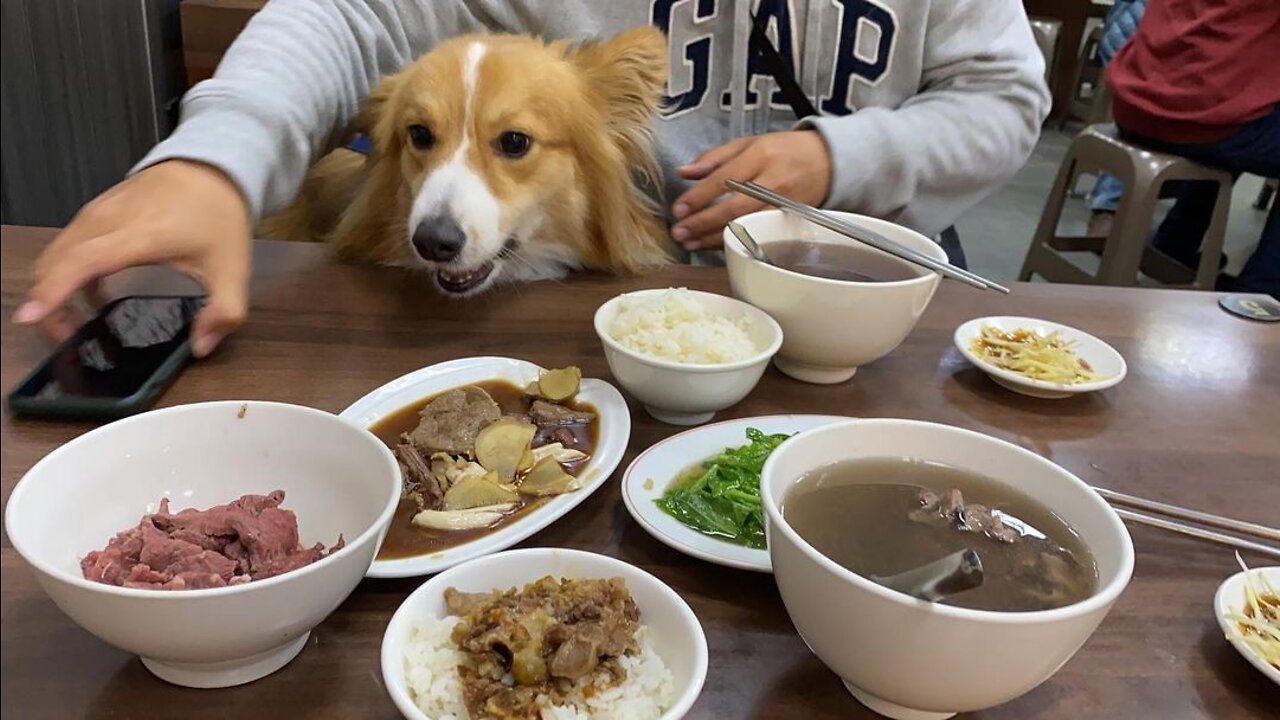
[141,631,310,688]
[644,405,717,426]
[774,357,858,385]
[843,679,956,720]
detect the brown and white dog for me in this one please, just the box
[260,28,673,296]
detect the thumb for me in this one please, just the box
[189,270,248,359]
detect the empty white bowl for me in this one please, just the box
[954,316,1127,399]
[761,419,1134,719]
[382,547,708,719]
[4,401,401,688]
[725,210,944,384]
[594,288,783,425]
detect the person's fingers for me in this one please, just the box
[672,150,768,231]
[674,136,755,185]
[83,277,110,310]
[674,194,765,250]
[34,305,86,347]
[189,259,249,358]
[18,230,143,325]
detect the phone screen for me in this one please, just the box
[22,296,203,400]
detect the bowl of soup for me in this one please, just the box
[760,419,1133,719]
[724,210,944,384]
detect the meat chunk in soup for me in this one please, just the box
[528,400,595,427]
[913,488,1021,544]
[408,387,501,455]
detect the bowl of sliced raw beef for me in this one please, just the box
[3,400,401,688]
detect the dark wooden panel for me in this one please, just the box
[180,0,266,86]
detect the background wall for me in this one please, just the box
[1,0,186,226]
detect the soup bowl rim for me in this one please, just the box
[4,400,402,600]
[724,209,944,290]
[760,417,1134,623]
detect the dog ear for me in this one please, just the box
[353,71,403,158]
[569,26,668,133]
[569,27,673,273]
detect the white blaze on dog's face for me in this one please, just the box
[371,37,605,295]
[358,30,672,296]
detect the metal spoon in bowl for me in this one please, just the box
[727,221,772,265]
[869,548,985,603]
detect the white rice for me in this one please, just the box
[607,288,758,365]
[404,616,676,720]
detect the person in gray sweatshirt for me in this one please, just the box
[15,0,1049,356]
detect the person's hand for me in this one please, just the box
[13,160,252,357]
[670,130,832,251]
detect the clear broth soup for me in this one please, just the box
[782,457,1098,612]
[766,239,921,282]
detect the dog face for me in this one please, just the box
[357,30,671,295]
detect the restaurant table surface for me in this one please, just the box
[1,226,1276,720]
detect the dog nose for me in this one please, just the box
[411,215,466,262]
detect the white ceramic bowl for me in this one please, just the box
[954,316,1127,399]
[1214,565,1280,686]
[725,209,944,384]
[341,356,631,578]
[382,548,708,719]
[760,419,1134,720]
[4,401,401,688]
[593,288,783,425]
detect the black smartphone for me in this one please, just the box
[7,295,205,420]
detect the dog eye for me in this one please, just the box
[407,124,434,149]
[496,131,531,158]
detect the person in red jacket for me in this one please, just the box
[1107,0,1279,296]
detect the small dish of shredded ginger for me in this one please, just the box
[969,325,1106,385]
[1215,553,1280,686]
[953,316,1127,399]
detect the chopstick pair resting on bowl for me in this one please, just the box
[725,179,1010,294]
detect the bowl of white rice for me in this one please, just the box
[382,547,708,720]
[593,288,783,425]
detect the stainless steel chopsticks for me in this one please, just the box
[1112,509,1280,560]
[1093,486,1280,560]
[725,179,1011,294]
[1095,487,1280,543]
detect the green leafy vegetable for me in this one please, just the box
[655,428,791,549]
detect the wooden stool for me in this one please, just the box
[1063,26,1102,127]
[1029,18,1063,97]
[1019,124,1234,289]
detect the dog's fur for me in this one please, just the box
[259,28,673,295]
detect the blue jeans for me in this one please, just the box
[1120,105,1280,297]
[1088,173,1125,213]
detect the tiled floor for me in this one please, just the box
[956,127,1270,282]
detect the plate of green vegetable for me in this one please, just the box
[622,415,849,572]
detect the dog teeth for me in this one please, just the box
[437,261,495,291]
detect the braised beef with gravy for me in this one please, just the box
[374,375,598,560]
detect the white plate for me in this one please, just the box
[1214,564,1280,686]
[340,357,630,578]
[621,415,848,573]
[381,548,708,720]
[954,316,1127,399]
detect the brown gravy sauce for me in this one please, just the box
[373,379,598,559]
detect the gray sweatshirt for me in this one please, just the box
[138,0,1049,239]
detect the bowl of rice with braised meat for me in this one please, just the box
[594,288,782,426]
[382,548,707,720]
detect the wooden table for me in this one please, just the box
[2,226,1276,719]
